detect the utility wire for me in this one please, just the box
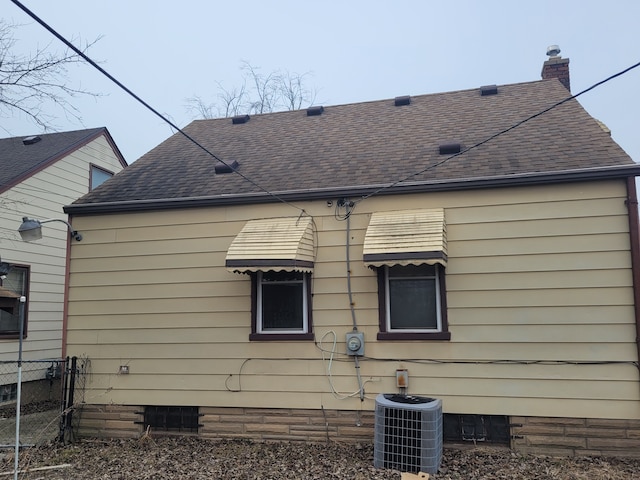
[12,1,639,213]
[10,0,307,215]
[357,60,640,203]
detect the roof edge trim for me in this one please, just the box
[64,164,640,216]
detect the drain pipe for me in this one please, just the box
[626,177,640,378]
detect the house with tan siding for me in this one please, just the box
[62,56,640,458]
[0,128,126,394]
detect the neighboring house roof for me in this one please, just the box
[66,79,639,215]
[0,127,127,195]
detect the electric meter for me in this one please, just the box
[345,332,364,356]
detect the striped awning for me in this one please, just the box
[225,216,315,273]
[363,208,447,267]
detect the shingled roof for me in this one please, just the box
[66,79,638,215]
[0,127,126,195]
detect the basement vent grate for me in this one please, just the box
[394,95,411,106]
[443,414,511,444]
[439,142,462,155]
[231,115,250,124]
[306,105,324,116]
[136,406,203,433]
[480,84,498,96]
[215,159,239,174]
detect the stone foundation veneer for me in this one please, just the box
[75,405,375,443]
[75,405,640,458]
[511,416,640,458]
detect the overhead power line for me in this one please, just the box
[358,59,640,203]
[9,0,306,214]
[11,0,640,212]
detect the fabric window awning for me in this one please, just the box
[225,216,315,273]
[363,208,447,267]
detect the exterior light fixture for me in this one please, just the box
[18,217,82,242]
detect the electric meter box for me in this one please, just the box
[346,332,365,356]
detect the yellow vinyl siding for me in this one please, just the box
[65,179,640,419]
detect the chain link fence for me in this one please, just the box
[0,357,80,449]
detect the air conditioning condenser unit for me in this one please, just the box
[374,393,443,474]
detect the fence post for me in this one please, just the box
[59,356,77,443]
[13,296,26,480]
[58,356,69,442]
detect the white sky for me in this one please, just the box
[3,0,640,166]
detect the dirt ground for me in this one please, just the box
[3,437,639,479]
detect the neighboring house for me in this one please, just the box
[63,55,640,457]
[0,128,127,376]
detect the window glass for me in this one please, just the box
[386,264,440,332]
[0,384,17,403]
[0,265,28,335]
[90,166,113,190]
[258,271,306,333]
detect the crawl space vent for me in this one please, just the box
[480,84,498,96]
[231,115,250,124]
[374,394,443,474]
[306,105,324,116]
[215,159,239,174]
[439,142,462,155]
[394,95,411,106]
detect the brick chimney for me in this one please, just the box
[541,45,570,92]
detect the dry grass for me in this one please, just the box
[3,437,639,479]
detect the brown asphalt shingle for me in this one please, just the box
[69,79,636,210]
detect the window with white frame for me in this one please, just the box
[251,271,313,340]
[377,264,450,340]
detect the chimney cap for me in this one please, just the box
[546,45,561,57]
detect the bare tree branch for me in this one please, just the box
[186,61,317,119]
[279,70,317,111]
[0,19,102,133]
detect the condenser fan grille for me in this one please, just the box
[374,394,443,474]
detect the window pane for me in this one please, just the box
[389,277,437,329]
[91,166,113,190]
[0,308,19,333]
[389,264,436,277]
[0,266,27,334]
[260,272,304,331]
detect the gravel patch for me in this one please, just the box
[3,437,639,479]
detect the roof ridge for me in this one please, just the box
[189,79,561,125]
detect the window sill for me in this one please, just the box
[0,334,26,340]
[377,331,451,341]
[250,333,315,341]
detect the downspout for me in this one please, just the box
[625,177,640,376]
[61,216,73,359]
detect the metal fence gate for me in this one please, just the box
[0,356,80,448]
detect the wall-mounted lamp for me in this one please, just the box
[18,217,82,242]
